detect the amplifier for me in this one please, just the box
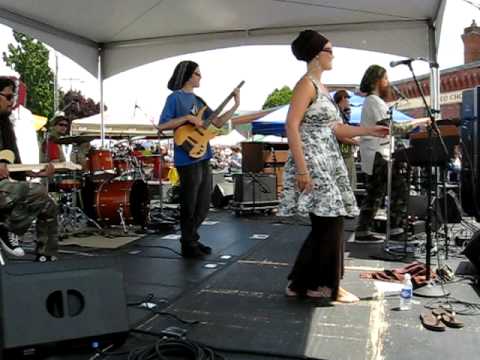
[233,173,277,204]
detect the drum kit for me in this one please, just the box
[52,135,172,235]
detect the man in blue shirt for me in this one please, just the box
[158,60,240,258]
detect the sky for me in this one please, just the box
[0,0,479,121]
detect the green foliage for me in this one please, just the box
[262,86,293,109]
[2,31,55,119]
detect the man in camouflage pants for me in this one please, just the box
[0,76,58,261]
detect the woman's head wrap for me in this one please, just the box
[291,30,329,62]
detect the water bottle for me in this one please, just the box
[399,273,413,310]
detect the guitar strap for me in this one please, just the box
[193,95,213,123]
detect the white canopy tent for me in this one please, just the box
[0,0,447,141]
[0,0,447,78]
[210,129,246,147]
[72,111,158,137]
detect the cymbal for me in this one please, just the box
[56,135,98,144]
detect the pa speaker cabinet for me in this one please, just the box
[0,257,129,358]
[233,173,277,203]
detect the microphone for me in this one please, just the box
[391,85,408,101]
[389,58,414,68]
[390,57,439,68]
[416,57,440,68]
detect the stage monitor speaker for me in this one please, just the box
[211,182,234,208]
[0,257,129,359]
[436,190,463,224]
[233,173,277,203]
[408,195,443,231]
[463,231,480,273]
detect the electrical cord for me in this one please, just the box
[147,309,200,325]
[133,245,183,257]
[126,328,324,360]
[127,293,170,307]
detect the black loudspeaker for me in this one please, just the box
[408,195,443,231]
[463,231,480,272]
[0,258,129,358]
[461,87,480,219]
[211,182,234,208]
[233,173,277,203]
[436,190,463,224]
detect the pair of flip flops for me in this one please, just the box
[420,307,464,331]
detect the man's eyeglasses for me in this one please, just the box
[321,48,333,55]
[0,93,15,101]
[57,123,69,127]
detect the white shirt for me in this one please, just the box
[359,94,390,175]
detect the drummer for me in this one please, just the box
[40,111,69,163]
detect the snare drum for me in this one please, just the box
[87,150,114,176]
[53,174,83,192]
[92,180,149,225]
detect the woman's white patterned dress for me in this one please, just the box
[278,78,359,218]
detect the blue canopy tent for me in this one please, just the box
[252,91,412,137]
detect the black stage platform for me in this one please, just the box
[16,210,480,360]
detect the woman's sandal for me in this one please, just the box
[336,288,360,303]
[432,307,464,328]
[420,311,446,332]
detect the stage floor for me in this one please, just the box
[30,210,480,359]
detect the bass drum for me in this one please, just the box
[83,179,149,226]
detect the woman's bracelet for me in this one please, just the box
[296,172,308,176]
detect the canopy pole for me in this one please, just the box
[98,45,105,148]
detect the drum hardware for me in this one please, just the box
[57,183,102,236]
[117,207,128,233]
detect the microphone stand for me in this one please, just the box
[405,62,449,298]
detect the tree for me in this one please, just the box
[2,31,55,120]
[262,86,293,109]
[59,90,105,121]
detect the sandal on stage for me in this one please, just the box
[420,311,446,331]
[336,288,360,303]
[432,307,464,328]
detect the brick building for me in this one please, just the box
[390,20,480,120]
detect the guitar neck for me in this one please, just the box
[7,162,79,172]
[206,81,245,128]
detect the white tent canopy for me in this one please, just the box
[210,129,246,147]
[71,111,158,136]
[0,0,446,79]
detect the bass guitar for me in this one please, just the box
[174,81,245,159]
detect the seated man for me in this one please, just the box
[0,76,58,261]
[40,111,69,163]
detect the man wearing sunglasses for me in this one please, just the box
[0,76,59,261]
[40,112,69,163]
